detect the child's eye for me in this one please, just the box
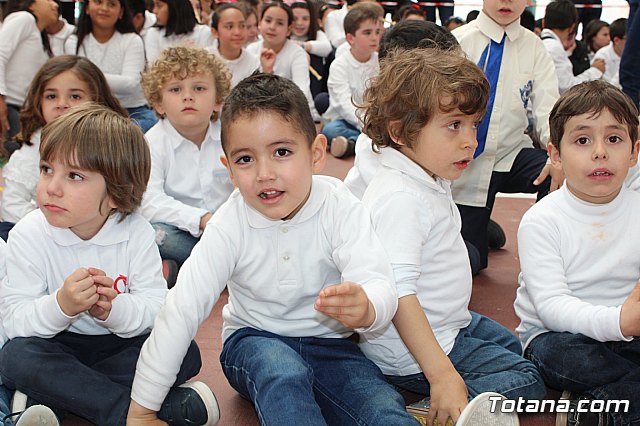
[608,135,623,143]
[44,93,56,100]
[168,87,180,93]
[447,122,461,130]
[69,172,84,181]
[71,94,84,101]
[195,86,207,92]
[576,137,590,145]
[39,165,53,175]
[275,148,291,157]
[235,155,253,164]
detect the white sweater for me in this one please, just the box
[207,43,259,88]
[144,25,214,63]
[515,185,640,348]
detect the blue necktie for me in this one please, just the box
[475,34,506,158]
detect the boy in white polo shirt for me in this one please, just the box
[515,81,640,426]
[127,73,419,425]
[359,47,545,425]
[0,104,213,426]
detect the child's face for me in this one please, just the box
[245,13,258,43]
[346,19,381,59]
[36,157,116,240]
[29,0,59,28]
[260,6,291,48]
[292,7,310,37]
[221,112,326,220]
[592,26,610,51]
[397,108,479,181]
[613,35,626,56]
[41,70,92,125]
[549,108,639,204]
[482,0,526,27]
[155,73,220,140]
[86,0,123,31]
[153,0,169,27]
[214,8,247,52]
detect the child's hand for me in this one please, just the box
[199,212,213,231]
[314,282,375,329]
[126,400,167,425]
[87,267,118,321]
[57,268,100,316]
[260,48,276,74]
[533,164,564,192]
[426,368,467,426]
[620,281,640,337]
[591,58,606,73]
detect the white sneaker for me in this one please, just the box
[10,391,27,413]
[456,392,520,426]
[12,405,59,426]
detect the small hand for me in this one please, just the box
[127,400,167,425]
[199,212,213,231]
[591,58,606,73]
[88,267,117,320]
[57,268,100,316]
[533,163,564,192]
[314,282,375,329]
[426,369,468,426]
[260,48,276,74]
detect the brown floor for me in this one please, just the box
[56,153,557,425]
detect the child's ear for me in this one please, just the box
[630,140,640,167]
[345,32,354,46]
[387,120,405,146]
[548,141,562,169]
[220,154,239,188]
[154,102,165,117]
[211,27,218,38]
[311,134,327,173]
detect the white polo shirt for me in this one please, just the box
[0,211,167,339]
[131,175,398,410]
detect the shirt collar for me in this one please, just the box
[476,10,522,43]
[44,213,130,247]
[161,118,218,150]
[377,147,448,194]
[244,175,330,228]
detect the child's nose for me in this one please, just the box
[256,160,275,181]
[592,140,609,160]
[46,175,63,196]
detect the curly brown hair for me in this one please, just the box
[141,46,231,121]
[361,47,489,151]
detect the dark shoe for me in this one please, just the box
[3,404,60,426]
[555,391,610,426]
[330,136,356,158]
[158,381,220,426]
[162,259,179,289]
[465,240,482,276]
[488,219,506,250]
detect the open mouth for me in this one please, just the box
[259,190,283,199]
[590,170,613,177]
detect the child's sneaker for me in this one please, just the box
[3,404,60,426]
[555,391,610,426]
[10,391,27,413]
[157,380,220,426]
[330,136,356,158]
[456,392,520,426]
[162,259,179,288]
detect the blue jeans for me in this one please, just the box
[0,384,11,420]
[152,223,200,266]
[387,312,546,401]
[526,332,640,425]
[0,333,202,426]
[322,119,360,144]
[127,105,158,133]
[220,327,419,426]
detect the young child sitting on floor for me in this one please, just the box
[515,80,640,426]
[359,47,546,424]
[127,73,419,425]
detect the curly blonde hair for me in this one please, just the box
[142,46,232,121]
[361,47,490,151]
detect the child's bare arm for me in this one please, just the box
[393,295,467,424]
[56,268,100,316]
[314,282,376,329]
[620,281,640,337]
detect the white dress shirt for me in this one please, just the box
[144,25,214,62]
[0,211,167,339]
[452,12,559,207]
[324,4,348,48]
[1,129,41,223]
[360,148,472,375]
[140,119,234,237]
[131,175,398,410]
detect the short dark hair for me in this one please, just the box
[609,17,627,41]
[343,2,382,36]
[466,9,479,22]
[543,0,578,30]
[520,9,535,32]
[393,4,425,22]
[549,80,639,152]
[379,20,458,59]
[159,0,197,36]
[220,73,316,154]
[127,0,147,16]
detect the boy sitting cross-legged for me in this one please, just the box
[515,80,640,426]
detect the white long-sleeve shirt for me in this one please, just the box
[290,30,332,58]
[514,185,640,348]
[592,43,620,88]
[324,4,348,48]
[247,39,319,120]
[323,50,378,129]
[452,12,559,207]
[48,19,75,56]
[0,12,50,106]
[0,211,167,339]
[360,148,472,375]
[344,133,379,200]
[207,43,259,88]
[144,25,214,63]
[540,28,603,94]
[1,129,41,223]
[131,175,398,410]
[65,32,147,108]
[140,119,234,237]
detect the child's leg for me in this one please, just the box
[448,312,546,400]
[220,328,326,425]
[152,223,200,267]
[321,120,360,145]
[526,331,640,424]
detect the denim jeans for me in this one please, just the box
[525,332,640,425]
[127,105,158,134]
[0,384,10,421]
[0,332,202,426]
[386,312,546,401]
[152,223,200,266]
[220,327,419,426]
[322,120,360,145]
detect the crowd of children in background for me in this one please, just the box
[0,0,639,424]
